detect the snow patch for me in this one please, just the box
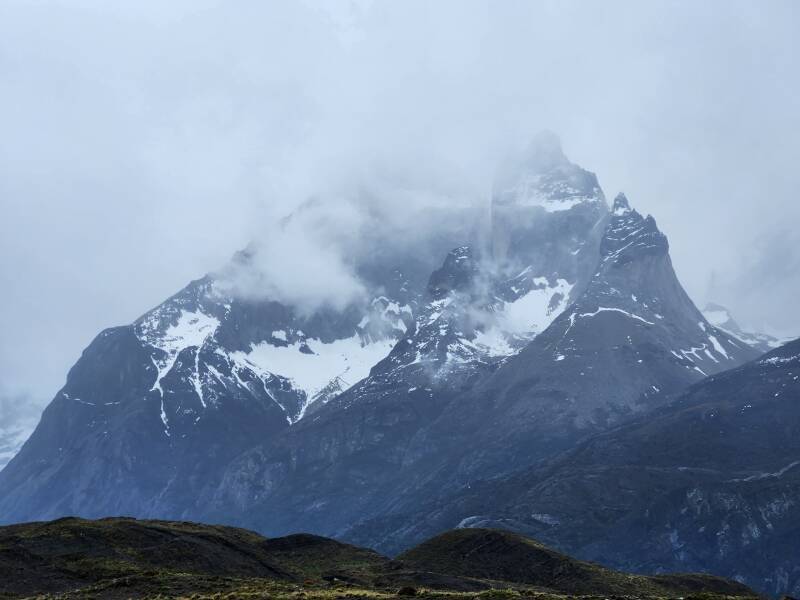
[500,278,573,336]
[761,353,800,366]
[729,461,800,483]
[470,328,516,357]
[144,310,220,397]
[613,203,632,216]
[501,173,601,212]
[708,334,730,360]
[138,309,220,436]
[577,307,654,326]
[231,334,396,418]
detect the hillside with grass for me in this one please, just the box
[0,518,758,600]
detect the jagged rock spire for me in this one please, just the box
[612,192,631,215]
[427,246,480,299]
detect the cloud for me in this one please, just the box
[216,174,487,314]
[1,0,799,411]
[216,198,369,314]
[0,389,40,425]
[0,389,42,469]
[712,227,800,338]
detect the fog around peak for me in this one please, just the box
[2,0,799,413]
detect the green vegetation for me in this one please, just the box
[397,529,753,598]
[0,518,759,600]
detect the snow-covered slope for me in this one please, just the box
[0,245,425,522]
[366,134,609,385]
[132,272,414,433]
[363,246,577,388]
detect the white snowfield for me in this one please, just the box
[418,274,577,368]
[500,278,573,336]
[456,277,574,360]
[135,299,406,429]
[231,334,396,419]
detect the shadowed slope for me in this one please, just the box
[0,518,757,599]
[397,528,755,597]
[0,517,386,597]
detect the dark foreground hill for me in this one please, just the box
[398,529,755,597]
[0,518,757,600]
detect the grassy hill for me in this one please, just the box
[397,528,754,597]
[0,518,758,599]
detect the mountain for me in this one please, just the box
[0,517,757,599]
[703,302,786,353]
[377,338,800,597]
[0,132,613,526]
[0,275,399,521]
[0,133,763,589]
[387,192,755,476]
[0,220,463,522]
[330,192,757,551]
[197,154,755,544]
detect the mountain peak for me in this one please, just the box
[600,195,668,266]
[427,245,480,299]
[492,132,605,223]
[523,130,567,170]
[612,192,631,215]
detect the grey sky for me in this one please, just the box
[2,0,799,415]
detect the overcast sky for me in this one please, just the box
[2,0,799,417]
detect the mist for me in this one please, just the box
[2,0,799,424]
